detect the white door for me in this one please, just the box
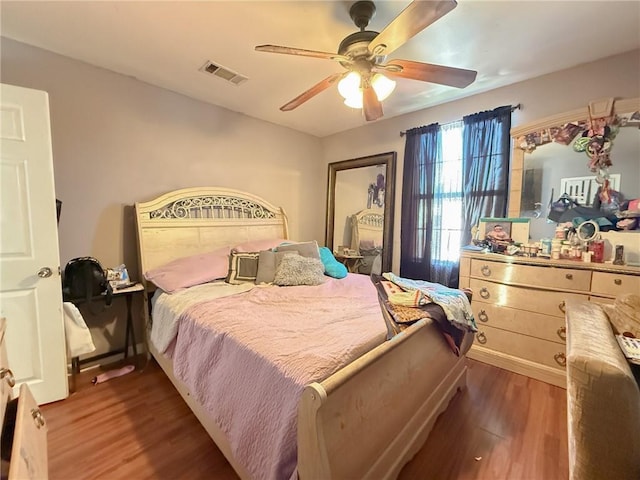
[0,83,68,404]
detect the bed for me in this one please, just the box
[135,187,471,480]
[350,208,384,275]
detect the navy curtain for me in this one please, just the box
[400,123,441,281]
[462,106,512,246]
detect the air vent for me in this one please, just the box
[199,60,248,86]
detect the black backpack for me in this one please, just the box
[62,257,113,312]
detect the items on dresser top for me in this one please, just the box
[459,251,640,387]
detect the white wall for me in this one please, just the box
[1,38,325,277]
[320,49,640,272]
[1,38,325,359]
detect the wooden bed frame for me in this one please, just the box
[135,187,468,479]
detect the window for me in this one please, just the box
[431,121,464,263]
[401,105,512,286]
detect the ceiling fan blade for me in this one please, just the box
[377,59,477,88]
[280,73,345,112]
[255,45,350,63]
[368,0,457,57]
[363,84,383,121]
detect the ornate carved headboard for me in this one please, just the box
[135,187,289,277]
[350,208,384,252]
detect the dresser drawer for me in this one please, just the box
[1,318,12,440]
[589,296,614,306]
[475,324,567,371]
[470,259,591,291]
[471,302,566,344]
[3,384,48,480]
[590,271,640,297]
[469,278,589,318]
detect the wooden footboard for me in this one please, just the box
[297,319,467,479]
[149,319,466,480]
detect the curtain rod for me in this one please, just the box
[399,103,522,137]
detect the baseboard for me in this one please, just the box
[468,345,566,388]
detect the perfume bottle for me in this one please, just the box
[589,240,605,263]
[613,244,625,265]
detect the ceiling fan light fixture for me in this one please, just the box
[344,95,364,109]
[338,72,395,109]
[371,73,396,101]
[258,1,476,118]
[338,72,361,100]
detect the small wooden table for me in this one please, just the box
[69,282,144,374]
[334,253,364,273]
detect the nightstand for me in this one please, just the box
[334,253,364,273]
[69,282,144,374]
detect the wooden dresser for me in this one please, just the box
[0,318,48,479]
[459,251,640,387]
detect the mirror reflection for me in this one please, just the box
[520,122,640,240]
[326,153,396,274]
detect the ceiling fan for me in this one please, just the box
[255,0,477,121]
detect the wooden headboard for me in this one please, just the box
[350,208,384,252]
[135,187,289,276]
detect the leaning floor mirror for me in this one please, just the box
[326,152,396,275]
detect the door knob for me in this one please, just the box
[37,267,53,278]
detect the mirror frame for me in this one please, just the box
[325,151,396,273]
[508,97,640,217]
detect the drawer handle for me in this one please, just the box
[481,265,491,277]
[558,300,566,313]
[476,331,487,344]
[478,309,489,322]
[614,278,622,285]
[554,352,567,367]
[565,273,573,280]
[0,367,15,388]
[557,326,567,341]
[479,288,490,299]
[31,408,46,428]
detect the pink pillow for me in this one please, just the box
[233,238,288,253]
[144,246,231,293]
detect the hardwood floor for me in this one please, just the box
[42,358,568,479]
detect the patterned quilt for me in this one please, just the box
[381,272,477,333]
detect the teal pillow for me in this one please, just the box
[319,247,348,279]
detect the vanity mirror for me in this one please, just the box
[509,97,640,241]
[326,152,396,274]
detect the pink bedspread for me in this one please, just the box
[170,274,388,480]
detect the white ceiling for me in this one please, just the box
[2,1,639,138]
